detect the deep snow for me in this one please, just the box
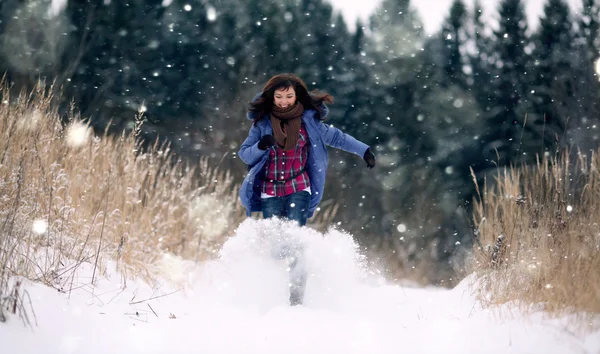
[2,218,599,354]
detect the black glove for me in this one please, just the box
[258,134,275,150]
[363,148,376,169]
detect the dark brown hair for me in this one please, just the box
[248,73,334,124]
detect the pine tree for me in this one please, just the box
[1,0,70,88]
[0,0,20,50]
[64,1,171,119]
[352,19,365,55]
[367,0,424,84]
[566,0,600,150]
[440,0,468,88]
[579,0,600,53]
[530,0,575,151]
[330,13,352,80]
[468,0,495,114]
[364,0,435,164]
[482,0,531,163]
[310,1,337,85]
[337,18,374,139]
[323,13,354,125]
[355,0,445,235]
[65,0,119,116]
[284,0,339,87]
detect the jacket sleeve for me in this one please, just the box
[238,123,268,166]
[315,119,369,157]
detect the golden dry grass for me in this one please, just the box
[471,149,600,318]
[0,79,245,309]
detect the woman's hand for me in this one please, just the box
[363,148,376,169]
[258,134,275,150]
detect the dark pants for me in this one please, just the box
[261,191,310,305]
[261,190,311,226]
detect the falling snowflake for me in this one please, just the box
[66,122,91,148]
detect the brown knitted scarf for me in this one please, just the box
[270,103,305,150]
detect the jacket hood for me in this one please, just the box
[246,92,329,120]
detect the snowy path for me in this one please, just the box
[2,219,599,354]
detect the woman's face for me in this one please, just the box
[273,86,296,108]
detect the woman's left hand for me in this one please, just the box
[363,148,376,169]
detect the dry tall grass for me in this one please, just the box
[471,149,600,318]
[0,80,244,320]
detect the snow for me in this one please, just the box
[2,218,599,354]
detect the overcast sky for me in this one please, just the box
[328,0,582,34]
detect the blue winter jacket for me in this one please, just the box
[238,98,369,218]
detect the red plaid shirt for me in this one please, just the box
[262,125,310,197]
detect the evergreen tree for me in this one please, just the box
[365,0,426,136]
[330,13,352,79]
[65,1,171,123]
[322,13,354,124]
[64,0,119,117]
[309,1,337,85]
[0,0,19,51]
[367,0,424,85]
[566,0,600,150]
[468,0,495,112]
[240,0,285,76]
[1,0,70,87]
[285,0,340,87]
[530,0,575,152]
[482,0,531,163]
[352,19,365,55]
[440,0,468,88]
[355,0,449,239]
[335,18,374,140]
[140,0,203,119]
[579,0,600,53]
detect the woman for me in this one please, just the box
[238,73,375,305]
